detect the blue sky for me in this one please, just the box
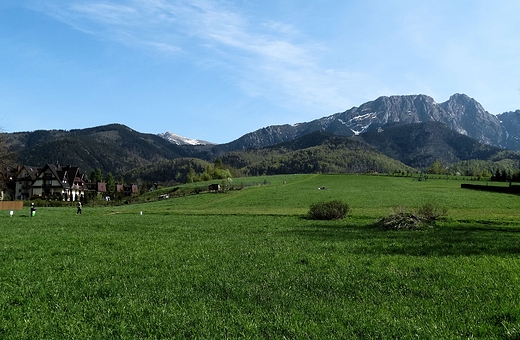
[1,1,519,143]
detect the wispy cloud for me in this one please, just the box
[30,0,364,115]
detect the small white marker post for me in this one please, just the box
[9,211,13,217]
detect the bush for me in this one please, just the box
[377,204,447,231]
[416,203,447,222]
[308,200,350,220]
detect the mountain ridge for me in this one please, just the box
[211,93,510,152]
[4,93,520,180]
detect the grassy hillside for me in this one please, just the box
[131,174,520,220]
[2,174,520,338]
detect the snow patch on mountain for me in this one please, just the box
[158,132,213,146]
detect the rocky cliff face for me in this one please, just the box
[497,110,520,151]
[224,93,513,150]
[439,94,506,146]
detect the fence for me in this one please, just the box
[0,201,24,211]
[460,183,520,194]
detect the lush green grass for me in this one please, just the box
[2,174,520,339]
[138,174,520,221]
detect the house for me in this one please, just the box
[63,165,85,201]
[84,181,107,194]
[83,181,107,201]
[31,164,86,201]
[5,163,133,201]
[12,165,40,200]
[116,184,139,196]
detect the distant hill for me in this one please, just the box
[4,124,190,175]
[219,131,416,176]
[122,157,213,185]
[112,125,520,183]
[356,121,516,169]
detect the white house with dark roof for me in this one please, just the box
[31,164,86,201]
[6,163,110,201]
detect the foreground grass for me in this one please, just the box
[1,175,520,338]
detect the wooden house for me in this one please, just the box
[12,165,40,200]
[31,164,86,201]
[116,184,139,196]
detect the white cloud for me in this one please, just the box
[29,0,367,116]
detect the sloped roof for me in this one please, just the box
[35,164,68,189]
[15,165,40,181]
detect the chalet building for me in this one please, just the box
[84,181,107,194]
[116,184,139,196]
[3,163,141,201]
[4,164,107,201]
[12,165,40,200]
[31,164,86,201]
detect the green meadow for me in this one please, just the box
[2,174,520,339]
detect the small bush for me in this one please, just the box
[377,204,447,230]
[416,202,447,222]
[308,200,350,220]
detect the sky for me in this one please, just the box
[1,1,520,144]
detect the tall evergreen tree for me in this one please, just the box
[106,172,116,196]
[90,168,103,182]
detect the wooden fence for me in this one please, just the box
[0,201,24,211]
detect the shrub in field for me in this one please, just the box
[308,200,350,220]
[377,203,447,230]
[416,202,448,222]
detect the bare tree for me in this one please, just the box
[0,129,17,199]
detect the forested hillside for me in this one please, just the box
[5,120,520,185]
[5,124,189,174]
[357,122,517,169]
[122,158,231,186]
[215,132,415,176]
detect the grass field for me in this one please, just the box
[2,174,520,339]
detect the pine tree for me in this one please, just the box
[106,173,116,196]
[90,168,103,182]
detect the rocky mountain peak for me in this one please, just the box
[221,93,513,151]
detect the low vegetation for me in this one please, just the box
[1,174,520,338]
[308,200,350,220]
[377,203,448,230]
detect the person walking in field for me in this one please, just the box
[77,202,82,215]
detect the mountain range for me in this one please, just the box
[3,93,520,181]
[202,93,516,151]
